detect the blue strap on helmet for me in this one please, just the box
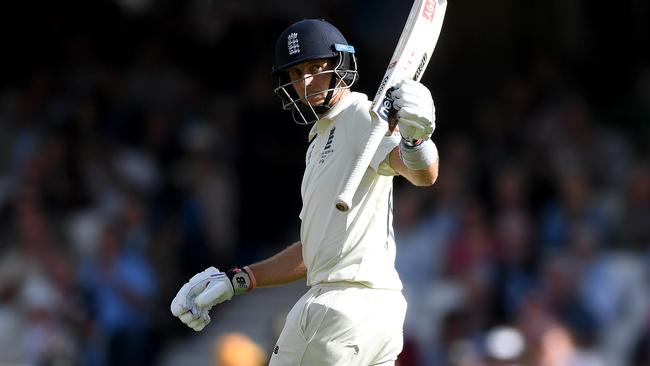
[333,44,355,54]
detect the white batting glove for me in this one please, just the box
[392,79,436,142]
[170,267,234,331]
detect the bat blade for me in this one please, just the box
[372,0,447,121]
[335,0,447,212]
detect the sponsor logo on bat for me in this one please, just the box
[375,75,390,101]
[422,0,436,22]
[377,87,396,120]
[413,53,428,80]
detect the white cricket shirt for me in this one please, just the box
[300,92,403,290]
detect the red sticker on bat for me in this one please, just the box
[422,0,436,22]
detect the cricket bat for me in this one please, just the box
[335,0,448,212]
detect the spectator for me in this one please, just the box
[77,222,158,366]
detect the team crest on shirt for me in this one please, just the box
[319,127,336,164]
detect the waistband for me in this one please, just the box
[310,281,402,292]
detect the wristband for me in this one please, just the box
[243,266,257,290]
[401,138,423,147]
[226,267,256,295]
[399,139,438,170]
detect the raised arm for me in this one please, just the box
[389,145,438,186]
[388,79,439,187]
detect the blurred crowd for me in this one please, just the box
[394,72,650,365]
[0,0,648,365]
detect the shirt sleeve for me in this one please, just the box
[370,130,400,176]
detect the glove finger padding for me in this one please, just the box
[195,280,233,308]
[392,80,433,110]
[391,79,435,141]
[398,117,434,141]
[188,317,209,331]
[170,267,232,318]
[170,266,241,332]
[178,311,198,324]
[170,281,196,317]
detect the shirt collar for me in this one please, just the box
[308,92,367,141]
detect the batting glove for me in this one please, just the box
[392,79,436,143]
[170,267,255,331]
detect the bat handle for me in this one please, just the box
[335,197,351,212]
[335,116,388,212]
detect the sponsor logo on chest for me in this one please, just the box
[318,127,336,164]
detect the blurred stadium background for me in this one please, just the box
[0,0,648,365]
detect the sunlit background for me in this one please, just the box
[0,0,648,365]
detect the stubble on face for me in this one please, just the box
[290,59,349,107]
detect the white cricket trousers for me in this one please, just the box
[268,282,407,366]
